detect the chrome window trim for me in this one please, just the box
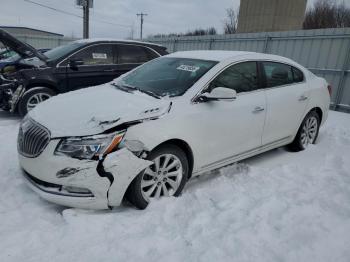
[56,43,161,68]
[191,59,307,103]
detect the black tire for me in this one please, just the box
[289,110,320,152]
[18,87,56,116]
[126,144,189,210]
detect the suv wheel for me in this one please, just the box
[18,87,56,116]
[289,110,320,152]
[126,144,189,209]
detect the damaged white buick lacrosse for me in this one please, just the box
[18,51,331,209]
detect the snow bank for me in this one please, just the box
[0,111,349,262]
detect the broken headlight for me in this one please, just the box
[55,131,125,159]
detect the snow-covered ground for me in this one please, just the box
[0,110,350,262]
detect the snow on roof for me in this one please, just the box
[167,50,297,65]
[74,38,164,47]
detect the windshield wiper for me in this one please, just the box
[111,83,133,93]
[135,88,161,99]
[112,83,160,99]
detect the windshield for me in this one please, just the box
[117,57,217,97]
[44,42,84,61]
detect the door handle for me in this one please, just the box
[103,69,115,72]
[253,106,265,113]
[299,95,308,101]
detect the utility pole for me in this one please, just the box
[76,0,93,38]
[83,0,90,38]
[137,13,148,40]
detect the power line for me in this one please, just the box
[23,0,132,28]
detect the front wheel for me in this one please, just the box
[18,87,56,116]
[126,144,189,209]
[289,111,320,152]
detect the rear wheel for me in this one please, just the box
[126,144,189,209]
[18,87,56,116]
[289,111,320,152]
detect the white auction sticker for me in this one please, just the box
[177,65,200,72]
[92,53,107,59]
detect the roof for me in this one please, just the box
[167,50,299,65]
[0,26,63,37]
[74,38,165,48]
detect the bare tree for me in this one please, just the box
[223,8,238,34]
[303,0,350,29]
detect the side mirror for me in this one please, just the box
[69,59,84,69]
[198,87,237,102]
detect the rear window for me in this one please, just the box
[117,45,156,64]
[292,67,304,83]
[262,62,293,88]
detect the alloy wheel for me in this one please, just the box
[300,116,318,148]
[26,93,52,112]
[141,153,183,201]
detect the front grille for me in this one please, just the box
[18,118,50,157]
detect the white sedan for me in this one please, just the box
[18,51,331,209]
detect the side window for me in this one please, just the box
[209,62,258,93]
[262,62,293,88]
[117,45,152,64]
[292,67,304,83]
[70,44,113,65]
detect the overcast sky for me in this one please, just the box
[1,0,349,39]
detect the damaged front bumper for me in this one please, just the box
[19,140,152,209]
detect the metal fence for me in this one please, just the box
[148,28,350,112]
[13,34,77,49]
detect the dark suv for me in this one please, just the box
[0,29,167,116]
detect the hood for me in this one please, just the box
[28,83,172,138]
[0,29,47,62]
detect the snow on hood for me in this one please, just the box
[28,83,171,138]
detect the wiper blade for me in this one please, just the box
[135,88,161,99]
[110,83,133,93]
[111,83,160,99]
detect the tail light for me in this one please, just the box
[327,85,332,97]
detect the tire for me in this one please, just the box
[289,110,320,152]
[18,87,56,116]
[126,144,189,210]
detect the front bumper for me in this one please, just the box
[18,140,152,209]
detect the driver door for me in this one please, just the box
[190,61,266,170]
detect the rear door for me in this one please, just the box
[66,44,118,90]
[115,44,159,75]
[261,61,309,145]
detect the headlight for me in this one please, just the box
[55,131,125,159]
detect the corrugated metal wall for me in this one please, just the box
[13,34,77,49]
[148,28,350,112]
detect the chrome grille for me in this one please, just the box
[18,118,50,157]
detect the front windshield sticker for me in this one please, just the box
[92,53,107,59]
[177,65,200,72]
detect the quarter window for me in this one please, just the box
[117,45,155,64]
[69,44,114,65]
[209,62,258,93]
[262,62,293,88]
[292,67,304,83]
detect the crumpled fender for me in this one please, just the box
[103,148,152,207]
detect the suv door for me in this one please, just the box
[192,61,267,170]
[261,61,309,145]
[65,44,118,90]
[115,44,159,75]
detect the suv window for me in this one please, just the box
[292,67,304,83]
[69,44,114,65]
[117,45,155,64]
[209,62,258,93]
[262,62,293,88]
